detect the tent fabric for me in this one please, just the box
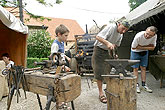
[120,0,165,26]
[0,6,28,100]
[0,6,28,67]
[0,5,28,34]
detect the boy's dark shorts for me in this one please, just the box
[92,46,112,81]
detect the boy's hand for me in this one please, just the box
[65,55,71,62]
[65,66,71,72]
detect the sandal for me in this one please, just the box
[58,102,72,110]
[99,95,107,104]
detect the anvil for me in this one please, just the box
[105,59,140,77]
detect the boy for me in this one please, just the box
[51,24,71,71]
[51,24,71,109]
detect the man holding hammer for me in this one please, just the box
[92,20,130,103]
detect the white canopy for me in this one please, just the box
[0,5,28,34]
[118,0,165,27]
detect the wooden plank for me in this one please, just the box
[56,66,62,74]
[24,72,81,102]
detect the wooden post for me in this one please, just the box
[105,76,137,110]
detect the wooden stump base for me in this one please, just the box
[105,75,137,110]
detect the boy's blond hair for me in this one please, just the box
[55,24,69,36]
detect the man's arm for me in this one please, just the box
[132,44,155,50]
[96,36,115,50]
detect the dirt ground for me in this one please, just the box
[0,72,165,110]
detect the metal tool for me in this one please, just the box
[34,52,67,74]
[108,48,118,59]
[6,66,28,110]
[104,59,140,77]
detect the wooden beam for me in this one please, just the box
[24,72,81,103]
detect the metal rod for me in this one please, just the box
[71,101,75,110]
[36,94,43,110]
[101,74,120,78]
[104,89,119,98]
[18,0,24,22]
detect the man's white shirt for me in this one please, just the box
[6,61,14,68]
[94,23,123,50]
[131,31,157,52]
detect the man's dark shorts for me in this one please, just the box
[92,46,112,81]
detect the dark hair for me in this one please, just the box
[55,24,69,36]
[147,26,158,33]
[1,53,9,58]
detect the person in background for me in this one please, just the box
[1,53,14,69]
[92,20,130,103]
[130,26,158,93]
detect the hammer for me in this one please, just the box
[108,48,118,59]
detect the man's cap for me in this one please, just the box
[121,20,130,28]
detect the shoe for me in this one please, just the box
[141,84,152,93]
[136,84,141,93]
[99,95,107,104]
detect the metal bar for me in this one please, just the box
[18,0,24,22]
[7,85,15,110]
[104,89,119,98]
[45,96,52,110]
[71,101,75,110]
[101,74,120,78]
[45,86,55,110]
[36,94,43,110]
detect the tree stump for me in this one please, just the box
[105,75,137,110]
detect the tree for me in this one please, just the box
[27,30,54,58]
[0,0,62,21]
[129,0,147,11]
[0,0,62,6]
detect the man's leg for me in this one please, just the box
[133,68,139,82]
[97,79,107,103]
[140,66,152,93]
[140,51,152,93]
[133,68,141,93]
[97,80,104,96]
[140,66,146,85]
[92,46,107,103]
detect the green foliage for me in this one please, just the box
[27,57,40,68]
[36,0,47,5]
[129,0,147,11]
[26,12,52,22]
[36,0,62,5]
[0,0,7,7]
[27,57,49,68]
[1,0,62,7]
[40,58,49,61]
[1,0,62,22]
[27,30,54,58]
[56,0,62,4]
[0,0,17,7]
